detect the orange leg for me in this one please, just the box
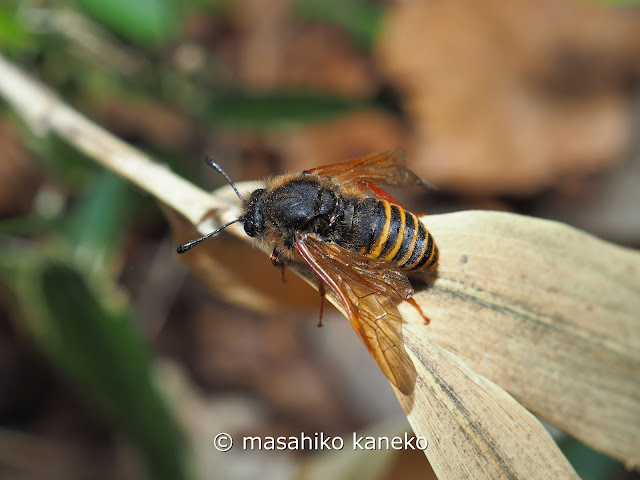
[315,276,325,327]
[407,297,431,325]
[358,180,429,216]
[296,235,358,327]
[357,180,407,207]
[269,249,287,283]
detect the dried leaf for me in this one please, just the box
[402,210,640,469]
[268,109,408,174]
[395,332,578,479]
[377,0,640,194]
[228,1,376,96]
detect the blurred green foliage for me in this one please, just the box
[294,0,384,49]
[0,0,378,133]
[0,169,192,480]
[73,0,180,45]
[7,259,191,480]
[585,0,640,4]
[557,436,633,480]
[202,91,364,130]
[0,8,29,51]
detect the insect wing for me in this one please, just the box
[305,148,431,190]
[295,233,417,395]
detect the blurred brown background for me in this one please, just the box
[1,0,639,479]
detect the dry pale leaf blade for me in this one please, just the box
[401,210,640,468]
[396,329,579,480]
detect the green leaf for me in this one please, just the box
[294,0,384,49]
[0,6,30,52]
[581,0,639,4]
[559,436,631,480]
[205,91,364,130]
[73,0,180,45]
[8,258,192,480]
[66,171,133,275]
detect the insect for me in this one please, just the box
[177,148,438,395]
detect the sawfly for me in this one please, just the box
[177,148,438,394]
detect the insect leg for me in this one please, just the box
[316,275,325,328]
[407,296,430,324]
[358,180,407,208]
[269,248,287,283]
[358,180,430,216]
[294,234,358,322]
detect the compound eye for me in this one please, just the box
[244,220,256,237]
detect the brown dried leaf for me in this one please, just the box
[274,23,377,97]
[0,123,42,217]
[377,0,640,194]
[268,110,409,173]
[228,0,376,96]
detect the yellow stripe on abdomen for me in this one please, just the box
[396,212,419,266]
[368,200,391,259]
[381,206,406,261]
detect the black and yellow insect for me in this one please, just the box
[178,148,438,394]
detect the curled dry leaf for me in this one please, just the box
[395,211,640,476]
[402,211,640,470]
[377,0,640,194]
[394,329,579,479]
[1,53,639,478]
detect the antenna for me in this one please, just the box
[204,156,245,201]
[176,219,240,254]
[176,157,245,254]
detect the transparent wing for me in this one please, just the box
[295,233,417,395]
[305,148,431,190]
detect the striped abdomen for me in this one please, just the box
[340,198,438,271]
